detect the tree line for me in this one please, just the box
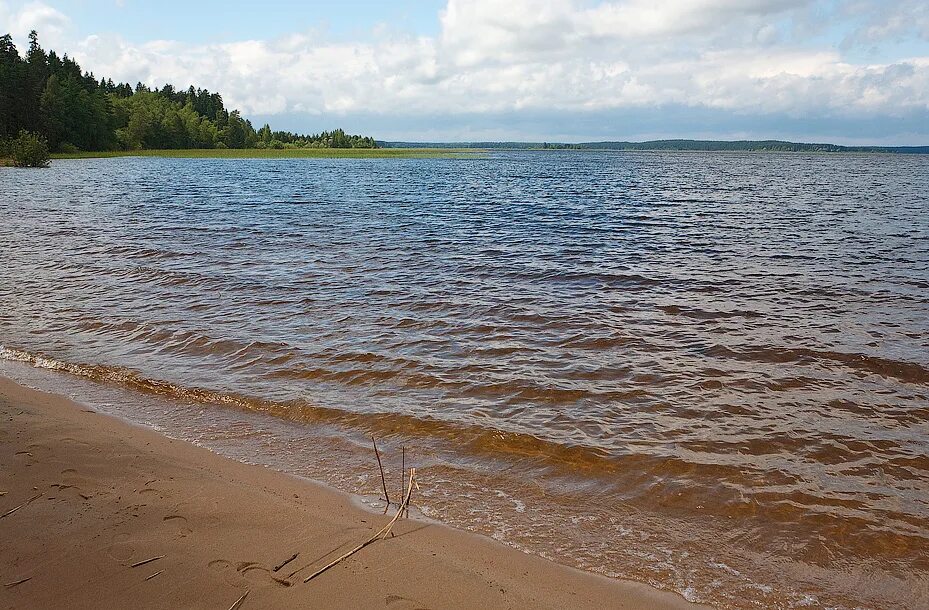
[0,31,376,153]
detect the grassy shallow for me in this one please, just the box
[51,148,473,160]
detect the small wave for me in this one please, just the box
[74,318,296,365]
[706,343,929,385]
[557,333,638,350]
[99,243,197,260]
[0,345,613,466]
[658,304,762,320]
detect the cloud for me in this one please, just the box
[0,0,70,48]
[839,0,929,48]
[5,1,929,139]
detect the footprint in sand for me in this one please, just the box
[211,559,289,587]
[58,469,88,491]
[210,559,250,587]
[163,514,193,538]
[13,450,35,465]
[242,566,271,581]
[49,482,90,500]
[107,532,134,562]
[204,515,221,528]
[59,437,93,449]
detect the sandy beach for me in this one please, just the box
[0,375,707,609]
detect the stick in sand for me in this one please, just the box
[227,590,249,610]
[304,469,415,583]
[1,492,43,519]
[405,468,413,519]
[372,436,390,512]
[144,570,164,581]
[130,555,164,568]
[273,552,299,572]
[4,577,31,588]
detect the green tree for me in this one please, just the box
[0,34,25,141]
[223,110,247,148]
[122,99,154,148]
[10,129,50,167]
[22,31,48,132]
[258,123,272,146]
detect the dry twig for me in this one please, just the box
[304,469,415,583]
[3,577,31,588]
[405,469,413,519]
[130,555,164,568]
[372,436,391,512]
[273,552,299,572]
[144,570,164,581]
[227,590,249,610]
[1,492,42,519]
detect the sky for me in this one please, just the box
[2,0,928,144]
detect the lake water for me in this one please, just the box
[1,151,927,609]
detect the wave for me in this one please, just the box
[657,304,762,320]
[72,318,297,366]
[0,345,619,470]
[3,344,927,537]
[706,343,929,385]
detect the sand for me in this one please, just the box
[0,375,709,609]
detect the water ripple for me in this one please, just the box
[1,151,928,609]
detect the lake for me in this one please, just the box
[1,151,927,609]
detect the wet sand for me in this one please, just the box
[0,375,706,609]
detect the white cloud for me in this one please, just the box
[0,0,70,48]
[840,0,929,48]
[6,1,929,131]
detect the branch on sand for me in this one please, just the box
[304,468,415,584]
[273,552,299,572]
[4,577,31,588]
[130,555,164,568]
[1,492,43,519]
[227,590,249,610]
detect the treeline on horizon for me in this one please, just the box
[379,139,929,154]
[0,31,376,153]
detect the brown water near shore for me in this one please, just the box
[2,375,706,610]
[1,151,928,608]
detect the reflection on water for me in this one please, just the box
[1,151,928,609]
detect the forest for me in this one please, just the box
[0,31,376,153]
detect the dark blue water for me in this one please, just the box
[1,151,928,609]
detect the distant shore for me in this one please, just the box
[378,139,929,154]
[0,375,706,609]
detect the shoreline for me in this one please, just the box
[0,375,708,609]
